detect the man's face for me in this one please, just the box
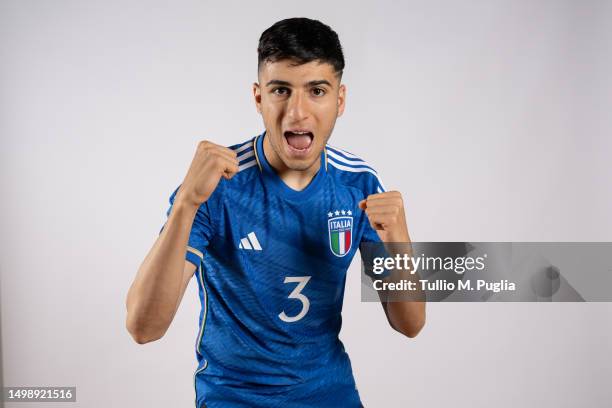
[253,59,346,171]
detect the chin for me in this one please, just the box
[282,155,320,171]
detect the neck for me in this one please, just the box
[263,133,321,191]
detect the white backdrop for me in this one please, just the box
[1,0,611,407]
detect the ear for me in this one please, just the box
[337,84,346,117]
[253,82,262,114]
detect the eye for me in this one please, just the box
[311,87,326,97]
[272,87,290,96]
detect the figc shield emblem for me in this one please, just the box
[328,211,353,257]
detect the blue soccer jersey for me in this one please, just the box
[164,130,385,408]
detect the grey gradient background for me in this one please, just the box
[1,0,611,407]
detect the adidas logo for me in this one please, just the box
[238,232,262,251]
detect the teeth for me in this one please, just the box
[289,131,310,135]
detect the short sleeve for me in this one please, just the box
[359,174,386,245]
[359,174,391,278]
[361,218,382,244]
[160,186,214,268]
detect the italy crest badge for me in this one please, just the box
[328,210,353,257]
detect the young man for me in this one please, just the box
[126,17,425,408]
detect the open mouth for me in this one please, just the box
[283,130,314,154]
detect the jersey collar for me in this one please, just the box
[253,130,327,200]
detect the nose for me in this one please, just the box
[286,91,308,122]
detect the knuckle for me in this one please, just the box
[213,153,224,164]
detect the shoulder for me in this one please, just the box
[168,136,260,207]
[227,137,260,183]
[326,144,386,194]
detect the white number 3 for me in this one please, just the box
[278,276,311,323]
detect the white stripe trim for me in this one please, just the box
[193,261,208,407]
[326,147,386,190]
[193,362,207,408]
[195,263,208,356]
[247,232,262,250]
[237,150,254,162]
[238,159,257,172]
[327,144,360,159]
[240,237,252,250]
[187,246,204,260]
[328,159,387,191]
[232,141,254,154]
[326,149,376,171]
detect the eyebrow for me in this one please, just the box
[265,79,332,88]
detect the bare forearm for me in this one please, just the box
[126,199,198,341]
[381,243,426,338]
[126,141,238,343]
[385,299,426,338]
